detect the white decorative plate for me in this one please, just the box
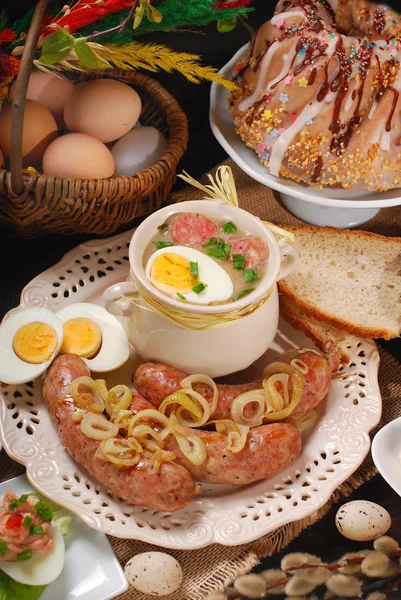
[209,45,401,227]
[0,229,381,549]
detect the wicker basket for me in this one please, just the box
[0,1,188,238]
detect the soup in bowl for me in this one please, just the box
[102,200,298,378]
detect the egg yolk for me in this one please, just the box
[61,318,102,358]
[13,322,58,364]
[150,253,195,294]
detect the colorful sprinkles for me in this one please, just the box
[227,0,401,193]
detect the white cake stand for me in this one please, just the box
[210,45,401,228]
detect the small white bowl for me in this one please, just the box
[372,417,401,497]
[209,45,401,229]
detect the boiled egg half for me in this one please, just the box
[146,246,233,304]
[0,308,64,385]
[56,303,130,372]
[0,524,65,586]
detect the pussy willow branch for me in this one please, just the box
[86,0,139,42]
[325,575,401,600]
[263,550,401,593]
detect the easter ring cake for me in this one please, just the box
[228,0,401,192]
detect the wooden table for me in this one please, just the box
[2,2,401,598]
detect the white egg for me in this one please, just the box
[146,246,234,305]
[56,303,130,372]
[0,308,64,385]
[0,524,65,586]
[335,500,391,542]
[112,126,168,176]
[124,551,183,596]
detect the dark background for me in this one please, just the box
[2,3,401,596]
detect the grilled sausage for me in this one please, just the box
[42,354,196,512]
[278,350,332,419]
[129,394,302,485]
[133,350,332,422]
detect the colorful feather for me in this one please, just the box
[78,0,253,44]
[42,0,134,38]
[55,41,240,90]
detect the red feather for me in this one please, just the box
[43,0,134,37]
[213,0,253,7]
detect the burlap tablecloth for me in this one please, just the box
[2,159,401,600]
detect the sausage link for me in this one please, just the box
[133,350,332,422]
[129,395,301,485]
[42,354,196,512]
[277,350,332,418]
[230,236,269,268]
[170,214,219,247]
[133,362,263,420]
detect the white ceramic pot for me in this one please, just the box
[102,200,298,378]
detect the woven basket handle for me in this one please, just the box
[10,0,53,194]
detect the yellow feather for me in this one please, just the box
[94,42,240,91]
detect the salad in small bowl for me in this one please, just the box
[0,475,128,600]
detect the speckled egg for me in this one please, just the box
[124,551,183,596]
[335,501,391,542]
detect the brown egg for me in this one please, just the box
[42,133,115,179]
[63,79,142,143]
[10,72,75,126]
[0,100,58,168]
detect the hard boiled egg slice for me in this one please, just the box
[146,246,233,305]
[0,524,65,586]
[56,303,130,372]
[0,308,63,385]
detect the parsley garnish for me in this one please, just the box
[17,549,32,562]
[189,261,199,278]
[206,243,231,261]
[223,221,237,233]
[34,501,53,523]
[192,282,207,294]
[0,541,8,557]
[202,237,218,248]
[176,293,186,301]
[30,525,44,535]
[157,223,169,231]
[244,268,258,283]
[155,241,174,250]
[8,494,29,511]
[22,516,32,529]
[232,254,246,270]
[234,288,254,301]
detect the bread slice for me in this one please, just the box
[277,225,401,340]
[279,295,354,364]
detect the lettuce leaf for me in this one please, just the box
[0,571,45,600]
